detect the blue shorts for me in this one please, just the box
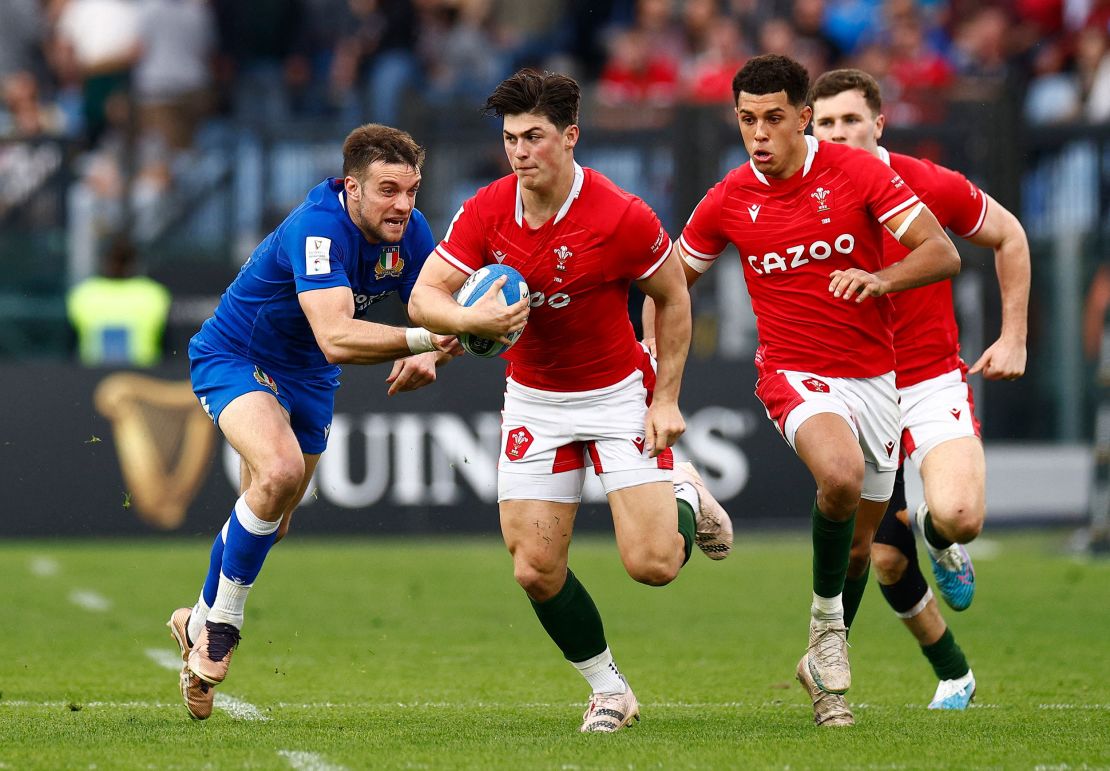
[189,336,338,455]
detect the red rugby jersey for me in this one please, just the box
[434,163,671,391]
[880,147,988,387]
[679,137,919,378]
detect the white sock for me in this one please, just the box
[187,596,210,644]
[573,647,627,694]
[674,481,700,511]
[811,592,844,623]
[206,573,252,629]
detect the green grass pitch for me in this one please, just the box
[1,531,1107,769]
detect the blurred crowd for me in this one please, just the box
[2,0,1109,265]
[4,0,1110,145]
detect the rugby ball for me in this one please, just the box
[455,264,529,358]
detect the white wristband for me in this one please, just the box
[405,327,436,354]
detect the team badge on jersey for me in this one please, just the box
[810,187,832,213]
[801,377,830,393]
[375,246,404,279]
[504,426,534,460]
[553,245,573,272]
[253,366,279,394]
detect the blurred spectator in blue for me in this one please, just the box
[555,0,624,80]
[950,6,1012,82]
[824,0,882,54]
[210,0,310,123]
[792,0,842,72]
[51,0,142,146]
[1024,37,1082,123]
[66,235,171,367]
[134,0,216,152]
[490,0,566,73]
[0,0,48,83]
[331,0,423,126]
[0,71,70,138]
[420,0,508,107]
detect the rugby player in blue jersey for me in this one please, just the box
[165,124,461,720]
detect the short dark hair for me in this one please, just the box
[342,124,425,179]
[810,69,883,115]
[732,54,810,107]
[482,69,580,130]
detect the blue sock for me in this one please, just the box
[220,496,279,585]
[201,523,228,607]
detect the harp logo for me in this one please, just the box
[94,374,217,530]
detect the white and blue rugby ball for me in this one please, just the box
[455,264,529,358]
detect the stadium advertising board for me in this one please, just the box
[0,357,813,536]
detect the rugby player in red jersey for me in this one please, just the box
[408,69,733,733]
[811,68,1030,713]
[664,54,960,727]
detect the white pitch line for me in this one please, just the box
[0,700,174,709]
[277,750,347,771]
[68,589,111,612]
[28,556,59,576]
[216,693,269,721]
[144,647,269,721]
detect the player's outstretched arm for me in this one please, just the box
[299,285,455,365]
[637,249,692,456]
[966,193,1030,380]
[642,244,703,357]
[829,204,960,302]
[409,257,529,344]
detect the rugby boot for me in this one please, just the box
[796,653,854,726]
[928,670,976,710]
[166,608,215,720]
[188,619,241,686]
[806,616,851,694]
[674,461,733,560]
[579,678,640,733]
[915,503,976,611]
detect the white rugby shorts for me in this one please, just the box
[497,356,674,503]
[756,368,900,502]
[899,364,981,467]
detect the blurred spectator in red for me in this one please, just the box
[598,26,679,123]
[683,17,749,104]
[887,11,953,122]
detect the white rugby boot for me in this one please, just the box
[674,461,733,560]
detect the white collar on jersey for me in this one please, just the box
[877,145,891,166]
[515,161,584,228]
[750,134,819,186]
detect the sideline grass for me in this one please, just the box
[1,531,1107,769]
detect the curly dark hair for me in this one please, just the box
[732,54,810,107]
[483,69,580,130]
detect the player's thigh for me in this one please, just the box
[793,412,866,490]
[500,498,579,577]
[607,480,682,573]
[218,390,303,475]
[918,436,986,517]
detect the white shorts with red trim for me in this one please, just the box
[899,364,981,467]
[756,369,900,502]
[497,351,674,503]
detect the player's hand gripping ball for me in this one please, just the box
[455,264,529,358]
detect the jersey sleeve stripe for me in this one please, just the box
[434,245,475,275]
[877,195,921,224]
[677,237,717,274]
[636,238,673,280]
[954,194,989,238]
[677,234,720,261]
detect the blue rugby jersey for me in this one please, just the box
[193,178,434,379]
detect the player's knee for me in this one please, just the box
[934,500,984,543]
[871,543,908,584]
[626,554,680,587]
[816,470,863,518]
[513,560,562,601]
[253,458,305,506]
